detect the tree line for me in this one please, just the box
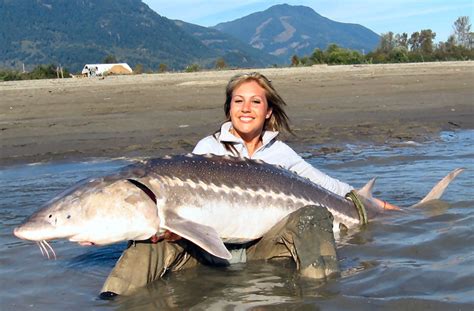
[0,55,228,81]
[291,16,473,66]
[0,64,70,81]
[1,16,472,81]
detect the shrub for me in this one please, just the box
[185,63,201,72]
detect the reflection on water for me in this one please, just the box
[1,131,473,310]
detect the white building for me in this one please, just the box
[81,63,133,76]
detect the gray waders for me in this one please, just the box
[101,205,339,296]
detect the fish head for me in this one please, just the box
[13,177,161,245]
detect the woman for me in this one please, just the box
[193,72,352,197]
[100,72,387,298]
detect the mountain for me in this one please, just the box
[173,20,279,68]
[0,0,216,71]
[0,0,273,72]
[213,4,380,62]
[0,1,381,72]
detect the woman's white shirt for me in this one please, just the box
[192,122,353,197]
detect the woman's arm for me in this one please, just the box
[286,150,399,210]
[289,158,354,197]
[257,141,353,197]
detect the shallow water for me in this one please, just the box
[1,131,473,310]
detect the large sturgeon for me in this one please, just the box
[13,154,463,260]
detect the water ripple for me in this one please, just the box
[1,130,473,309]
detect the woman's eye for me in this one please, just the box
[253,100,261,104]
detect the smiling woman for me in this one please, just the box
[193,72,354,197]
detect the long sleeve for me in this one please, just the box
[286,153,353,197]
[256,141,353,197]
[192,125,353,198]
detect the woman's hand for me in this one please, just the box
[372,197,401,210]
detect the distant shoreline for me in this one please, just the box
[1,61,471,89]
[1,61,473,167]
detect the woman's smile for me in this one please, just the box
[238,116,255,122]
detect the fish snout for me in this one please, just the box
[12,220,56,241]
[13,225,28,240]
[13,224,42,241]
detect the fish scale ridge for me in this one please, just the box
[137,155,348,214]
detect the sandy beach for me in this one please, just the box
[0,61,473,166]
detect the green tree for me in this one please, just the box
[0,69,23,81]
[310,48,325,64]
[158,63,168,73]
[29,64,60,79]
[389,46,409,63]
[134,64,144,74]
[408,31,421,51]
[446,35,457,52]
[395,33,409,49]
[185,63,201,72]
[367,50,388,63]
[419,29,436,54]
[215,57,227,70]
[326,43,339,54]
[103,54,118,64]
[326,46,363,65]
[378,32,396,53]
[453,16,472,48]
[299,56,311,66]
[291,54,300,66]
[0,64,70,81]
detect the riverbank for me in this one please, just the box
[1,61,473,166]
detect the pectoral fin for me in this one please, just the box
[160,210,232,260]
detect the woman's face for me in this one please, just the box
[229,80,273,142]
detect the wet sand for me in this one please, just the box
[0,61,473,166]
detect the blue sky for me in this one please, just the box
[142,0,474,42]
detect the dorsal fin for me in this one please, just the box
[357,178,376,199]
[414,168,465,207]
